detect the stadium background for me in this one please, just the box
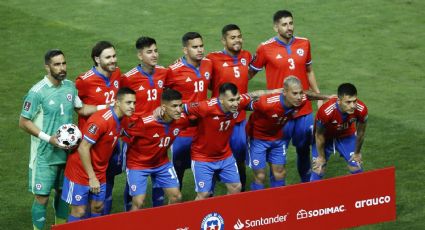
[0,0,423,229]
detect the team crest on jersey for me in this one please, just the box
[24,101,31,111]
[75,195,82,201]
[241,58,247,66]
[233,112,239,119]
[253,159,260,166]
[88,124,98,134]
[201,212,225,230]
[204,72,210,79]
[157,80,164,88]
[296,48,304,56]
[35,183,42,190]
[349,118,357,123]
[173,128,180,136]
[66,94,73,102]
[114,80,119,88]
[198,181,205,188]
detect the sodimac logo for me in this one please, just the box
[297,205,345,220]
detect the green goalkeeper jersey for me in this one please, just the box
[21,76,82,167]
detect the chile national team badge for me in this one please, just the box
[201,212,224,230]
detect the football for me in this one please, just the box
[56,124,82,148]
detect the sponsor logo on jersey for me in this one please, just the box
[223,62,229,67]
[109,131,113,136]
[35,183,42,190]
[138,85,145,91]
[158,80,164,88]
[24,101,32,111]
[201,212,224,230]
[241,58,247,66]
[296,205,346,220]
[213,116,219,120]
[48,99,55,105]
[88,124,98,135]
[67,94,73,102]
[276,54,282,59]
[114,80,119,88]
[272,114,278,118]
[36,217,46,222]
[185,77,192,82]
[75,195,82,201]
[153,133,159,138]
[297,48,304,56]
[173,128,180,136]
[355,195,391,208]
[96,87,102,92]
[204,72,210,79]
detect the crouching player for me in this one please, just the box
[125,89,189,210]
[310,83,368,181]
[61,88,136,222]
[247,76,333,190]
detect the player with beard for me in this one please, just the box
[206,24,252,192]
[75,41,124,215]
[166,32,213,192]
[249,10,322,183]
[19,49,97,229]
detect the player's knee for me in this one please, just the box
[196,192,211,200]
[254,170,266,182]
[227,183,242,194]
[71,205,86,218]
[132,195,145,209]
[34,195,49,205]
[272,167,287,180]
[91,202,104,214]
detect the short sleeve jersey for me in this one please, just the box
[20,77,79,166]
[121,65,170,117]
[65,108,122,185]
[207,50,252,122]
[316,98,368,139]
[250,36,313,116]
[124,114,190,169]
[184,95,252,162]
[247,93,307,141]
[166,57,213,136]
[75,67,121,129]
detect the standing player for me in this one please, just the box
[183,83,279,200]
[166,32,213,190]
[310,83,367,181]
[249,10,322,182]
[122,36,172,207]
[125,89,189,210]
[75,41,124,214]
[62,88,136,222]
[19,49,96,230]
[247,76,332,190]
[206,24,252,191]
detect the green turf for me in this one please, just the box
[1,0,424,229]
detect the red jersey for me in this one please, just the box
[315,98,368,139]
[75,67,121,129]
[65,108,123,185]
[125,114,190,169]
[247,93,307,141]
[122,65,170,117]
[250,36,313,116]
[166,57,213,136]
[207,50,252,122]
[184,95,252,162]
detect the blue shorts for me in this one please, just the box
[126,162,179,196]
[191,156,240,193]
[246,137,287,170]
[61,176,106,206]
[106,140,127,177]
[312,134,357,166]
[283,113,313,148]
[171,136,192,170]
[230,119,247,162]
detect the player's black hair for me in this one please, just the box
[222,24,241,37]
[219,82,239,96]
[338,83,357,98]
[135,36,156,50]
[182,32,202,47]
[91,41,115,66]
[273,10,293,23]
[161,88,182,102]
[117,87,136,100]
[44,49,64,64]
